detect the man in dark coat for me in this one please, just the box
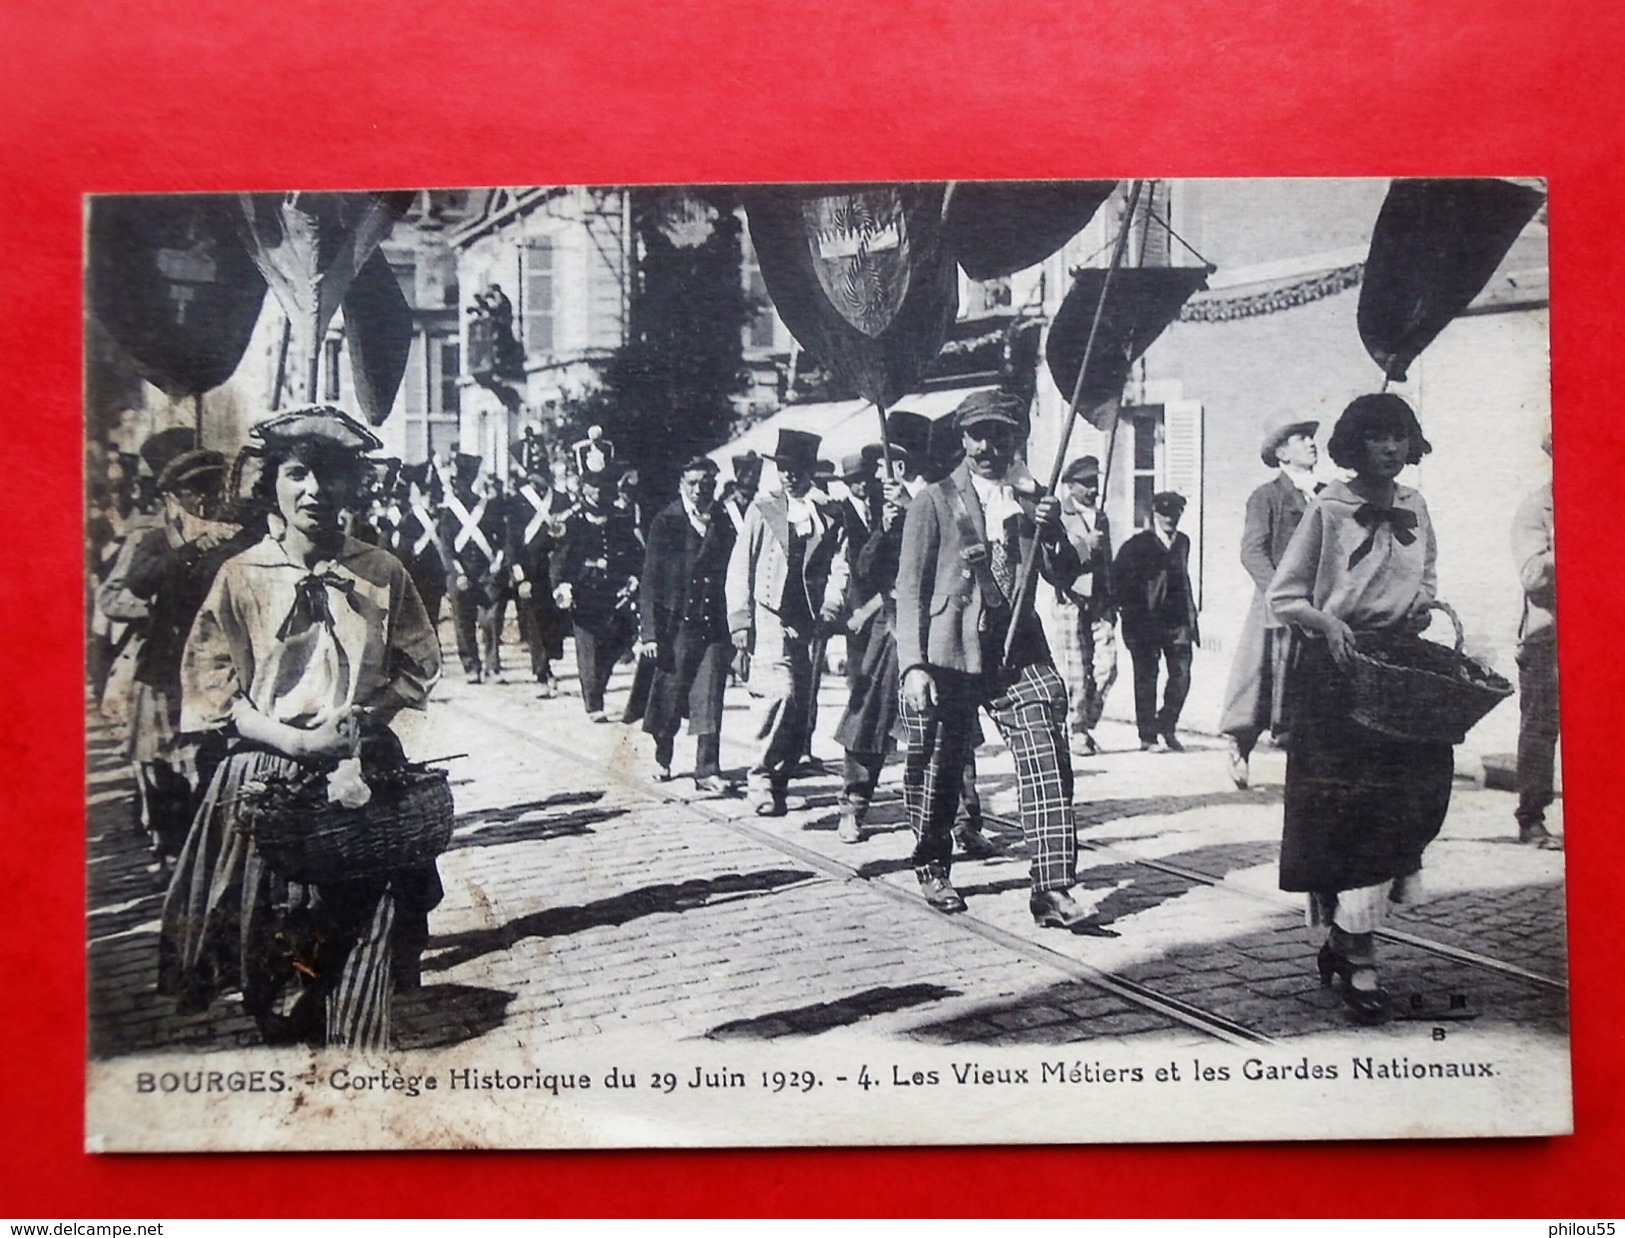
[555,467,643,720]
[1113,491,1200,752]
[1218,418,1320,786]
[895,390,1092,925]
[505,451,572,696]
[635,457,737,792]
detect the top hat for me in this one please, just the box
[1259,418,1319,468]
[251,405,383,454]
[769,428,822,473]
[453,452,483,485]
[952,388,1027,431]
[1151,490,1187,516]
[1061,455,1101,484]
[156,448,227,495]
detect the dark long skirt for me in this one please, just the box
[158,747,402,1050]
[1279,639,1454,893]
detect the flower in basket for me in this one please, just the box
[326,756,373,809]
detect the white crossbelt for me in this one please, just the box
[518,484,551,546]
[410,499,437,557]
[445,492,496,562]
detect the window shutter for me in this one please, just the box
[585,216,626,350]
[523,238,554,355]
[1163,398,1204,607]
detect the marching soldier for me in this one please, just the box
[437,453,508,683]
[555,467,643,720]
[506,449,573,696]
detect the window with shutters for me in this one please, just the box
[522,237,554,356]
[1118,399,1204,604]
[585,219,626,350]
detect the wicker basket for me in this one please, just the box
[1347,601,1513,744]
[242,761,455,885]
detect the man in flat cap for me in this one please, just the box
[636,456,736,791]
[119,447,241,857]
[1053,455,1117,757]
[895,389,1094,924]
[1113,491,1199,753]
[1219,417,1320,787]
[726,428,849,815]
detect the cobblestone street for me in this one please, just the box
[87,625,1570,1063]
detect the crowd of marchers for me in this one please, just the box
[85,387,1561,1047]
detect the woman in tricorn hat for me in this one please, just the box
[1268,392,1449,1024]
[158,405,441,1049]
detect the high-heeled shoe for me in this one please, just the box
[1317,944,1392,1023]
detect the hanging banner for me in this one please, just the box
[1045,265,1210,427]
[745,184,959,410]
[342,248,415,425]
[946,180,1118,281]
[237,190,415,401]
[1358,178,1546,382]
[86,194,267,398]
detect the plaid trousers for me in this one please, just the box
[900,661,1077,892]
[1055,596,1117,734]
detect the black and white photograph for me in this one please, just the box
[81,179,1568,1150]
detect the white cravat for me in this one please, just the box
[1283,466,1319,497]
[784,491,818,537]
[682,496,711,538]
[968,471,1022,533]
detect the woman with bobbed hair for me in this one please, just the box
[1267,392,1447,1024]
[158,406,441,1050]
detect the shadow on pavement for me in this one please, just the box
[452,804,626,849]
[394,983,516,1050]
[705,983,961,1040]
[422,866,821,972]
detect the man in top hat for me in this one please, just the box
[1113,491,1200,752]
[1511,432,1562,850]
[1219,417,1321,787]
[1052,455,1117,756]
[437,452,509,683]
[895,390,1093,923]
[719,451,763,535]
[635,456,737,791]
[726,428,849,815]
[555,467,643,721]
[504,447,573,696]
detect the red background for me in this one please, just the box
[3,0,1620,1216]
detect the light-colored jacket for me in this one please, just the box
[1512,482,1555,646]
[726,490,849,639]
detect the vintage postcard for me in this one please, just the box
[83,178,1568,1151]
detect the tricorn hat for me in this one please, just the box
[250,404,383,454]
[730,449,763,483]
[1259,418,1319,468]
[769,428,822,472]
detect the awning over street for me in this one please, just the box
[710,385,994,482]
